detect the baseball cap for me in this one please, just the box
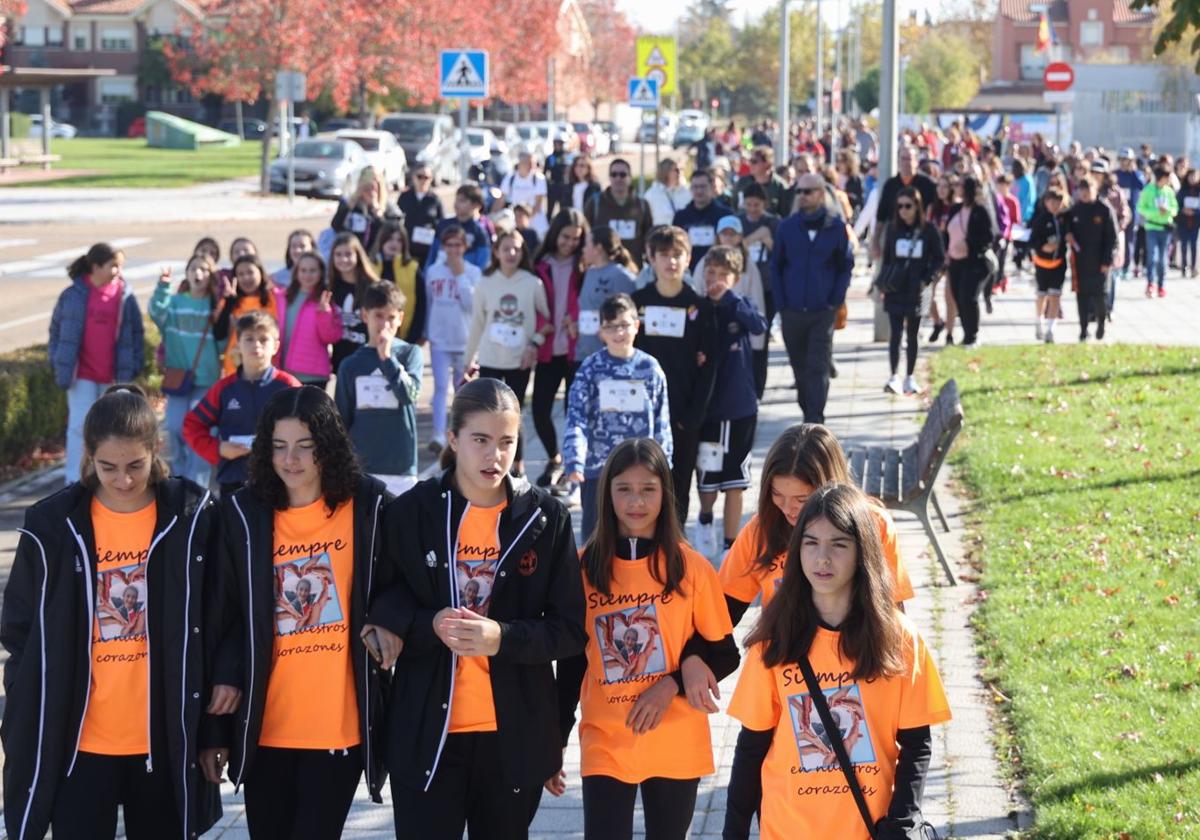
[717,216,743,235]
[1118,147,1135,159]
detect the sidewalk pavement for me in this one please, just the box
[5,260,1195,837]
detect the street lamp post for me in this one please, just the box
[778,0,790,159]
[815,0,824,137]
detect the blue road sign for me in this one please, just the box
[440,50,489,99]
[628,77,660,110]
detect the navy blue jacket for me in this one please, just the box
[705,290,767,422]
[49,275,144,389]
[769,210,854,313]
[424,217,492,271]
[673,200,734,269]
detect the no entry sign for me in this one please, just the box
[1043,62,1074,92]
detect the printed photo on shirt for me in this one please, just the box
[456,558,498,615]
[787,684,876,770]
[273,553,344,635]
[595,604,666,683]
[96,563,147,641]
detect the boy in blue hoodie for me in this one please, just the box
[334,282,424,496]
[563,293,672,541]
[693,246,767,558]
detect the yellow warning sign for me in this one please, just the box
[636,36,678,97]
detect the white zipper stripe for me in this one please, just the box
[232,497,255,786]
[142,515,179,774]
[425,498,467,791]
[65,520,94,777]
[179,492,210,840]
[362,493,382,795]
[13,529,49,840]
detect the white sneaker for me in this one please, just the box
[884,375,902,394]
[693,520,718,557]
[1035,323,1044,341]
[903,375,919,395]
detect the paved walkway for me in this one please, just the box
[3,259,1195,837]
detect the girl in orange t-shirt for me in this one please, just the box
[715,423,915,833]
[727,483,951,840]
[1,385,224,839]
[553,438,738,840]
[213,253,280,376]
[199,385,401,839]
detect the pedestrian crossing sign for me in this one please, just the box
[440,50,489,99]
[628,77,660,110]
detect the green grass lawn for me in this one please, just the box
[10,137,274,188]
[931,344,1200,839]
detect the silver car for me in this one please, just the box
[269,139,369,199]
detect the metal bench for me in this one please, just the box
[847,379,963,585]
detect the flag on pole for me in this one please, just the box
[1035,11,1057,53]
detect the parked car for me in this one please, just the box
[379,112,459,184]
[335,129,408,191]
[596,120,622,154]
[515,122,553,164]
[268,138,369,199]
[672,121,706,149]
[28,115,77,139]
[637,114,675,146]
[473,121,521,165]
[677,109,709,129]
[217,118,268,139]
[462,128,498,167]
[126,116,146,139]
[322,117,363,133]
[572,122,597,155]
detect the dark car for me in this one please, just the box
[596,120,622,154]
[322,117,363,132]
[218,118,267,139]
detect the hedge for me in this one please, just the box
[0,317,162,469]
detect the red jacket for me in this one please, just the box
[534,258,582,364]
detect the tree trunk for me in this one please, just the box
[259,94,273,195]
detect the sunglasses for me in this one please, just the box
[796,187,821,195]
[610,171,630,179]
[415,173,432,181]
[897,202,916,209]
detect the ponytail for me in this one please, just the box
[81,384,169,488]
[440,378,522,472]
[68,242,118,280]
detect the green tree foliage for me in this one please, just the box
[852,65,930,114]
[1131,0,1200,71]
[908,31,979,108]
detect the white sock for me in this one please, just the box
[1046,318,1056,335]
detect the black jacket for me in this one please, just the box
[1066,200,1117,288]
[1029,208,1068,268]
[398,189,446,263]
[367,472,586,792]
[947,202,996,261]
[211,475,392,800]
[880,220,945,315]
[1,479,222,840]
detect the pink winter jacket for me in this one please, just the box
[533,258,582,364]
[276,287,343,379]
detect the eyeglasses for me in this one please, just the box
[897,202,916,210]
[601,321,636,333]
[610,171,630,179]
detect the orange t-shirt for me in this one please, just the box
[448,500,507,733]
[221,293,279,376]
[80,498,157,755]
[579,542,733,782]
[728,617,951,840]
[719,506,914,607]
[260,498,359,749]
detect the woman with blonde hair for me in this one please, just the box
[644,157,693,226]
[332,165,399,248]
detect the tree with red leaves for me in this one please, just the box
[577,0,637,119]
[0,0,30,71]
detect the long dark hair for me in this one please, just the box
[81,384,169,488]
[232,254,272,306]
[328,231,381,307]
[247,386,362,513]
[372,220,413,268]
[283,228,316,269]
[485,230,535,276]
[533,208,589,273]
[68,242,119,280]
[286,252,329,304]
[746,483,905,680]
[754,424,851,571]
[583,439,687,597]
[891,185,925,230]
[440,377,522,471]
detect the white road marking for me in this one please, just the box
[0,237,150,277]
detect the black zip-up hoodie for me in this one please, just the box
[209,475,392,800]
[366,471,587,793]
[1,478,222,840]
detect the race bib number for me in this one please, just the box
[412,225,435,245]
[356,373,400,410]
[228,434,255,448]
[895,238,924,259]
[348,213,368,234]
[1185,197,1200,210]
[578,310,600,336]
[688,226,715,247]
[697,442,724,472]
[1010,224,1031,243]
[598,379,647,413]
[612,219,637,240]
[749,242,766,264]
[643,306,686,338]
[488,321,525,349]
